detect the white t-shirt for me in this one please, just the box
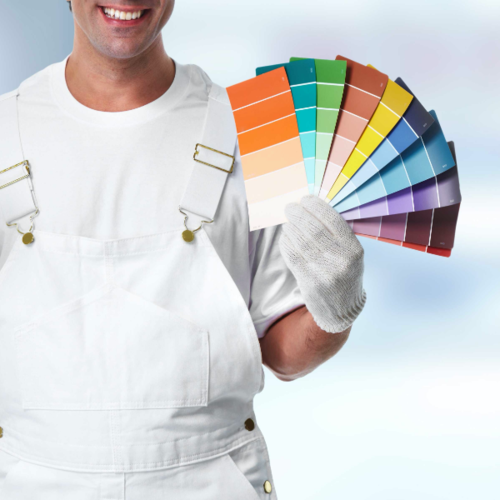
[0,54,304,338]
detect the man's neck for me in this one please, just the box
[65,34,175,113]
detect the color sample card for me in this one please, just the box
[342,160,461,220]
[353,230,454,258]
[348,202,461,258]
[256,59,317,193]
[320,57,388,199]
[290,57,347,195]
[323,73,413,201]
[335,111,455,216]
[227,67,309,231]
[332,78,434,206]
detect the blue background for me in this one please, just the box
[1,0,499,498]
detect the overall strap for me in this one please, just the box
[0,83,236,241]
[179,81,237,233]
[0,90,38,231]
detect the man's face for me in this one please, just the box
[68,0,175,59]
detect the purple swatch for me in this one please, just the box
[387,187,414,214]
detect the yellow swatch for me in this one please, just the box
[326,71,413,201]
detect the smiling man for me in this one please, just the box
[0,1,366,498]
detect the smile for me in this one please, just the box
[101,7,146,20]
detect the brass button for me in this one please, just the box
[244,418,255,431]
[182,229,195,242]
[0,427,3,439]
[263,480,272,494]
[22,232,34,245]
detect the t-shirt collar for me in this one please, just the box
[50,53,191,127]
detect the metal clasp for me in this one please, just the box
[178,207,213,243]
[1,160,39,244]
[193,143,235,174]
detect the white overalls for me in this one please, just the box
[0,81,277,499]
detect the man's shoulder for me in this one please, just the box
[0,60,55,103]
[182,61,230,106]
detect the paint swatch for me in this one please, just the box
[256,59,317,193]
[319,57,388,199]
[341,141,460,221]
[227,67,309,230]
[335,111,455,216]
[290,57,347,195]
[332,78,434,206]
[348,202,461,257]
[323,72,414,201]
[353,232,454,258]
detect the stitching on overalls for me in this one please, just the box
[0,434,261,471]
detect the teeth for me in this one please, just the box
[103,7,144,20]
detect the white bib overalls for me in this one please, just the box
[0,82,277,499]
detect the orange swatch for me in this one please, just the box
[227,68,308,231]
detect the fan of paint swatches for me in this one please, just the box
[226,66,309,231]
[341,141,460,221]
[334,111,455,216]
[256,59,317,194]
[348,203,461,257]
[332,78,434,206]
[345,140,461,257]
[290,57,347,195]
[323,72,414,201]
[342,159,461,221]
[319,57,388,198]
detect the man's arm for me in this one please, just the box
[257,195,367,381]
[259,306,351,381]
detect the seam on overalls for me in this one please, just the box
[3,418,248,449]
[0,434,261,471]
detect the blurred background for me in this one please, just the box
[1,0,499,498]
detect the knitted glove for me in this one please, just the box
[279,194,367,333]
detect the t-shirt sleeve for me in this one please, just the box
[248,222,305,338]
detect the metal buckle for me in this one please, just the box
[0,160,31,190]
[193,143,235,174]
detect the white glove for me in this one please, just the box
[279,194,367,334]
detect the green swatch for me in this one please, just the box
[290,58,346,195]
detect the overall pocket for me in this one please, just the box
[226,437,276,500]
[14,282,209,411]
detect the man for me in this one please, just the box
[0,1,366,498]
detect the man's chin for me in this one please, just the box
[92,38,151,60]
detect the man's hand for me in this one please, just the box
[259,195,366,381]
[279,194,366,334]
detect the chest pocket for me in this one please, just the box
[14,282,209,411]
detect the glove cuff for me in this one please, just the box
[310,289,367,334]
